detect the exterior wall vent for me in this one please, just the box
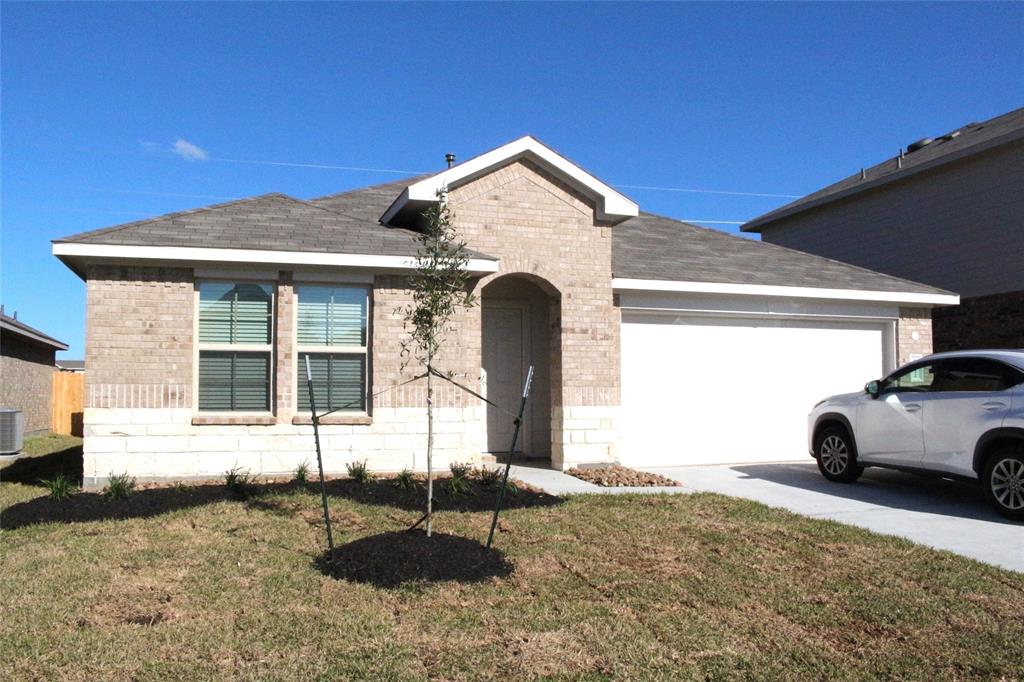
[0,408,25,455]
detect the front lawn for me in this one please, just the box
[1,455,1021,680]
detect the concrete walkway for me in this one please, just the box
[510,461,1023,573]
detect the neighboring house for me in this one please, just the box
[56,360,85,373]
[742,107,1024,352]
[0,307,69,435]
[52,136,956,487]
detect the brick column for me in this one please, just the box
[275,271,295,421]
[896,307,933,365]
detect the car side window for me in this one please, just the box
[879,363,938,394]
[936,358,1019,392]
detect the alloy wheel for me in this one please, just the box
[991,458,1024,511]
[820,435,849,475]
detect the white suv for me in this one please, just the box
[808,350,1024,520]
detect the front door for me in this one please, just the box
[482,302,530,453]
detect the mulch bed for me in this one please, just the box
[565,465,681,488]
[318,530,514,587]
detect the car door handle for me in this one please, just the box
[903,403,922,413]
[982,401,1007,411]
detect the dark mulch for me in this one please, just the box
[0,475,563,530]
[566,465,681,488]
[317,530,514,588]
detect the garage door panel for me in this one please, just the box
[620,315,885,467]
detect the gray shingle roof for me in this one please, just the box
[744,107,1024,231]
[55,169,950,295]
[56,188,495,260]
[1,311,68,350]
[614,212,951,294]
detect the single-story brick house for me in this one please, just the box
[1,307,69,436]
[53,137,957,487]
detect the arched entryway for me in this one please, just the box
[480,274,559,462]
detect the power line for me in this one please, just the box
[614,184,801,199]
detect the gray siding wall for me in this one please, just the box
[758,141,1024,298]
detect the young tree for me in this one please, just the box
[401,187,477,536]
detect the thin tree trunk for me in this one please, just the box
[426,349,434,537]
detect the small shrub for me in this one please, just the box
[346,460,372,484]
[224,466,251,491]
[394,468,417,490]
[293,461,310,484]
[40,474,76,501]
[105,472,136,500]
[446,474,472,497]
[475,466,502,488]
[449,462,471,480]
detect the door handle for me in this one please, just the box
[982,401,1007,411]
[903,404,922,413]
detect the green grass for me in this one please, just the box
[1,450,1022,680]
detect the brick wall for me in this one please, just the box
[933,290,1024,352]
[896,307,933,365]
[0,333,56,434]
[85,265,194,408]
[275,272,296,419]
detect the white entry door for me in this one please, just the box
[482,302,530,453]
[619,313,888,467]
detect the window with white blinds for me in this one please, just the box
[197,282,273,412]
[296,285,369,413]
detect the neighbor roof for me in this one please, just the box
[743,107,1024,232]
[613,212,952,295]
[0,311,68,351]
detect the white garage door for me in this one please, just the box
[619,314,888,467]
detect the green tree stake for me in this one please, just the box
[305,354,335,557]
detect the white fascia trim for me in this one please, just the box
[53,242,500,274]
[611,278,960,306]
[382,136,639,224]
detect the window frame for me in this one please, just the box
[878,361,940,395]
[293,282,372,416]
[194,279,276,415]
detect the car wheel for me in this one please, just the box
[983,448,1024,521]
[815,426,863,483]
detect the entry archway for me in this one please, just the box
[480,274,559,461]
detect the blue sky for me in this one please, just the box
[2,2,1022,357]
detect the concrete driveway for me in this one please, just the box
[643,462,1023,573]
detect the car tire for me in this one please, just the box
[815,426,863,483]
[983,447,1024,521]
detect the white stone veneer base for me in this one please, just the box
[551,405,619,471]
[82,407,486,488]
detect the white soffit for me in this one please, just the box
[612,278,960,307]
[381,136,639,226]
[52,242,500,274]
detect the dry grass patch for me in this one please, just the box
[1,454,1022,680]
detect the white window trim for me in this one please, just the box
[293,283,372,416]
[193,279,276,415]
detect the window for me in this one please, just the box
[296,285,369,413]
[935,358,1023,393]
[197,282,273,411]
[880,362,938,394]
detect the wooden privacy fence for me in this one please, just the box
[52,371,84,436]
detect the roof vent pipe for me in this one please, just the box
[445,153,456,169]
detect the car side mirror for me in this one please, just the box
[865,380,880,398]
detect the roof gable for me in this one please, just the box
[380,136,639,228]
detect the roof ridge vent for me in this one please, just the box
[906,137,934,154]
